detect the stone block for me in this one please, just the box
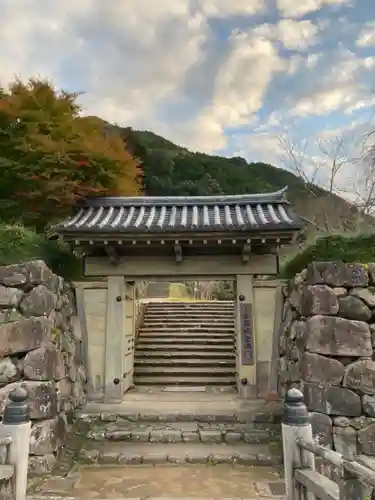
[339,295,372,322]
[368,263,375,285]
[182,431,200,443]
[106,430,132,441]
[30,418,60,455]
[358,423,375,455]
[306,261,368,287]
[301,285,339,316]
[350,287,375,308]
[24,345,66,381]
[56,378,72,412]
[363,395,375,417]
[303,382,362,416]
[343,360,375,396]
[310,412,332,447]
[198,429,223,443]
[0,316,52,356]
[333,425,358,458]
[0,357,20,387]
[20,284,55,317]
[305,315,372,357]
[118,453,142,464]
[301,352,344,385]
[99,451,120,464]
[150,429,182,443]
[0,285,23,308]
[0,265,27,287]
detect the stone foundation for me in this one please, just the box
[280,261,375,458]
[0,260,86,475]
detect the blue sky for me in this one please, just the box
[0,0,374,190]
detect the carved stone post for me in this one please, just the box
[1,387,31,500]
[282,388,315,500]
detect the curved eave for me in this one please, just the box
[76,186,289,208]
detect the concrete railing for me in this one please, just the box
[0,388,31,500]
[282,388,375,500]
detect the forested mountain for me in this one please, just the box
[117,126,367,237]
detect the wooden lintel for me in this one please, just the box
[173,243,183,263]
[105,246,120,266]
[242,242,251,263]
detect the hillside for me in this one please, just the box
[116,126,370,238]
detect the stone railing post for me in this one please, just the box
[282,388,315,500]
[1,387,31,500]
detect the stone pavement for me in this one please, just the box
[29,464,286,499]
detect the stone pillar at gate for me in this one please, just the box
[104,276,126,402]
[235,274,257,399]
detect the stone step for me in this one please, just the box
[135,358,236,367]
[78,442,282,466]
[135,366,236,375]
[134,375,236,385]
[143,312,234,324]
[145,307,235,313]
[85,421,279,445]
[142,321,235,328]
[135,350,235,359]
[139,328,234,339]
[143,311,235,323]
[137,338,235,345]
[140,326,235,332]
[76,400,283,425]
[145,309,234,315]
[147,300,234,307]
[135,343,235,351]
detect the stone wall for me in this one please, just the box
[280,261,375,458]
[0,260,86,475]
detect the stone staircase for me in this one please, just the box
[134,301,236,387]
[74,392,283,467]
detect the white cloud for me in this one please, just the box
[254,19,318,50]
[356,22,375,47]
[199,0,264,18]
[210,32,287,126]
[0,0,373,160]
[288,50,375,117]
[276,0,351,19]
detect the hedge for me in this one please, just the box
[280,232,375,278]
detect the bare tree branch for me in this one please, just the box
[277,133,361,232]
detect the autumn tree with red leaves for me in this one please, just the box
[0,78,142,230]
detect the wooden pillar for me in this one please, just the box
[235,274,257,399]
[104,276,126,402]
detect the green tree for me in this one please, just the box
[0,78,142,230]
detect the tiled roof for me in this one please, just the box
[55,187,302,235]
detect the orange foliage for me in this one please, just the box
[0,78,142,230]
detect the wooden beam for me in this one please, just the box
[84,254,278,278]
[173,243,183,263]
[105,245,119,266]
[242,241,251,263]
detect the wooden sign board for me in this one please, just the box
[240,302,254,366]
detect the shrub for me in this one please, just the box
[280,232,375,278]
[0,224,82,280]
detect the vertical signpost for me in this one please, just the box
[240,302,254,366]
